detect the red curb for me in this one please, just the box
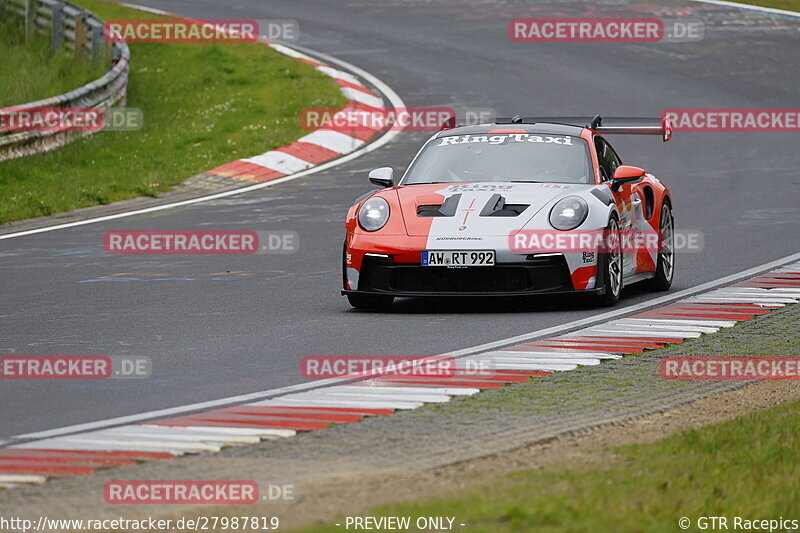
[9,449,175,459]
[364,379,506,389]
[503,344,663,353]
[0,451,136,466]
[378,372,531,383]
[216,407,364,423]
[556,335,685,344]
[526,343,645,354]
[226,405,396,416]
[317,124,380,142]
[334,78,379,97]
[150,416,331,432]
[296,56,325,68]
[274,141,341,164]
[0,462,96,475]
[547,338,665,349]
[635,311,757,320]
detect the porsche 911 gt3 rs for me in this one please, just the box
[342,115,675,309]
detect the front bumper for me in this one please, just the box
[343,253,596,297]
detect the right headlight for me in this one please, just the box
[358,196,390,232]
[549,196,589,231]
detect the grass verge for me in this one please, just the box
[0,17,105,106]
[729,0,800,11]
[0,0,345,223]
[295,398,800,533]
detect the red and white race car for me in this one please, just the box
[342,116,674,309]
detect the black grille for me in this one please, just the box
[357,255,573,295]
[392,267,530,292]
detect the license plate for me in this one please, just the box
[421,250,495,267]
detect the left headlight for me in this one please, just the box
[358,196,390,232]
[549,196,589,231]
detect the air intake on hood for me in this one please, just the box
[417,193,461,217]
[479,194,529,217]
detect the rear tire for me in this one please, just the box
[647,202,675,292]
[594,215,622,307]
[347,293,394,310]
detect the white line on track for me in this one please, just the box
[9,251,800,442]
[690,0,800,17]
[119,2,169,15]
[0,42,406,241]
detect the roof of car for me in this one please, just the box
[434,122,586,138]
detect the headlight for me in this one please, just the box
[358,196,390,231]
[549,196,588,231]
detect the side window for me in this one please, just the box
[594,137,612,181]
[594,136,622,181]
[605,141,622,176]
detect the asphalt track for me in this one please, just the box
[1,0,799,440]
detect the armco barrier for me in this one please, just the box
[0,0,130,161]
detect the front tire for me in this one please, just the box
[346,293,394,310]
[647,202,675,291]
[594,215,623,307]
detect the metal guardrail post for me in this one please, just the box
[103,32,112,68]
[89,21,102,62]
[73,12,85,60]
[24,0,35,41]
[51,2,63,55]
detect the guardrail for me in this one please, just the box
[0,0,130,161]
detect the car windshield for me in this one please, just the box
[402,133,592,185]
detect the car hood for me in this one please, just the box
[396,182,593,236]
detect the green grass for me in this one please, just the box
[0,0,345,223]
[733,0,800,10]
[0,17,105,106]
[297,400,800,533]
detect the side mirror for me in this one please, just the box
[611,165,646,191]
[440,116,456,131]
[368,167,394,188]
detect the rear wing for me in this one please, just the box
[494,115,673,142]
